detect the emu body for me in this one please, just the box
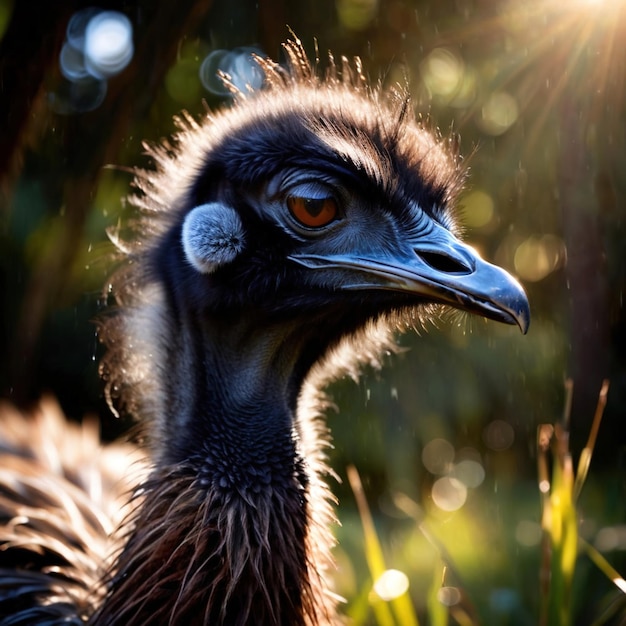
[0,40,528,625]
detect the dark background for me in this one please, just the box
[1,0,625,623]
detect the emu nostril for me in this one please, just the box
[417,250,472,275]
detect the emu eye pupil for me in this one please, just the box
[287,195,338,228]
[303,198,325,217]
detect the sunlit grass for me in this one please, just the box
[538,379,611,626]
[347,465,420,626]
[342,379,624,624]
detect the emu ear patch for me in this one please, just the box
[181,203,245,274]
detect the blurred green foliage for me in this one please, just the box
[1,0,625,623]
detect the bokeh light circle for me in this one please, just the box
[200,47,264,96]
[422,438,455,475]
[59,42,89,82]
[66,7,101,50]
[483,420,515,451]
[420,48,464,99]
[431,476,467,511]
[84,11,134,79]
[514,234,566,282]
[462,190,495,229]
[478,91,519,135]
[372,569,410,601]
[437,586,462,606]
[452,459,486,488]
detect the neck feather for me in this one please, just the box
[97,311,339,624]
[92,469,335,626]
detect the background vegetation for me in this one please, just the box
[1,0,625,623]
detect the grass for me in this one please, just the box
[347,465,420,626]
[341,379,625,625]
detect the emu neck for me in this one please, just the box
[160,313,313,476]
[95,311,337,625]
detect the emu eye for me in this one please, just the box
[287,195,338,228]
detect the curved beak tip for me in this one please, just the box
[501,274,530,335]
[489,275,530,334]
[514,300,531,335]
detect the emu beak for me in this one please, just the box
[290,224,530,334]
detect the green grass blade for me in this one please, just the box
[347,465,420,626]
[426,560,448,626]
[573,380,609,501]
[547,440,577,626]
[580,538,626,595]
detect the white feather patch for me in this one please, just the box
[181,203,245,273]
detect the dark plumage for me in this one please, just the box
[0,39,529,625]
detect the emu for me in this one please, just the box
[0,39,528,625]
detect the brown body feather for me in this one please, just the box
[0,397,145,623]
